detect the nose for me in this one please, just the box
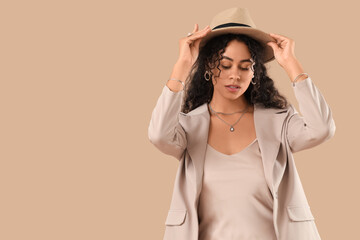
[230,71,241,80]
[229,66,243,79]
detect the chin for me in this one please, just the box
[225,92,244,100]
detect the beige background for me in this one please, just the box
[0,0,358,239]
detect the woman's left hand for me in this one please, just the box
[266,33,297,69]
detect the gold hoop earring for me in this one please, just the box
[251,75,256,85]
[204,71,211,81]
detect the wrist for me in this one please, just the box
[176,57,191,64]
[283,58,305,82]
[283,57,300,71]
[175,59,192,71]
[171,61,192,82]
[166,77,185,92]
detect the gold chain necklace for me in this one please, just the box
[208,103,250,132]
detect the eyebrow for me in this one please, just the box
[222,55,253,63]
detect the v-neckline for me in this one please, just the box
[206,138,258,157]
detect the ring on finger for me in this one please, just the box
[187,32,193,37]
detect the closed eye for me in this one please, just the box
[221,65,249,70]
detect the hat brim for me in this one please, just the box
[199,27,276,63]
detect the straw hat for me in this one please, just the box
[199,7,276,63]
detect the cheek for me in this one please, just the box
[212,76,225,87]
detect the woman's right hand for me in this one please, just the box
[177,24,211,68]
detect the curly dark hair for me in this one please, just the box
[181,33,289,114]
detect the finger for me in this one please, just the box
[199,26,211,35]
[193,27,209,45]
[193,24,209,33]
[196,25,210,34]
[187,26,210,41]
[187,25,208,40]
[199,25,210,32]
[269,33,288,41]
[192,23,198,33]
[267,41,280,52]
[192,27,211,40]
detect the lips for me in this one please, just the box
[225,85,240,92]
[225,85,240,88]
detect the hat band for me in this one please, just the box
[212,22,251,30]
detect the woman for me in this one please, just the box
[148,7,335,240]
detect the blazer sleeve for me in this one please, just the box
[286,76,336,153]
[148,84,187,161]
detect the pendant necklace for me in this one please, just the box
[208,103,250,132]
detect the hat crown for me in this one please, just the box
[210,7,256,30]
[199,7,275,63]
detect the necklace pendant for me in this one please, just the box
[230,126,234,132]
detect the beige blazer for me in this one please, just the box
[148,76,336,240]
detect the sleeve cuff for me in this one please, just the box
[292,76,312,88]
[164,84,184,95]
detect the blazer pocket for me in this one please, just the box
[165,209,187,226]
[287,204,315,221]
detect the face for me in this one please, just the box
[210,40,255,101]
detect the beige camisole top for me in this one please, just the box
[197,138,277,240]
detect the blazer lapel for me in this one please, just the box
[178,102,288,200]
[253,103,289,197]
[178,103,210,197]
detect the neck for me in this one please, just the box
[209,95,251,113]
